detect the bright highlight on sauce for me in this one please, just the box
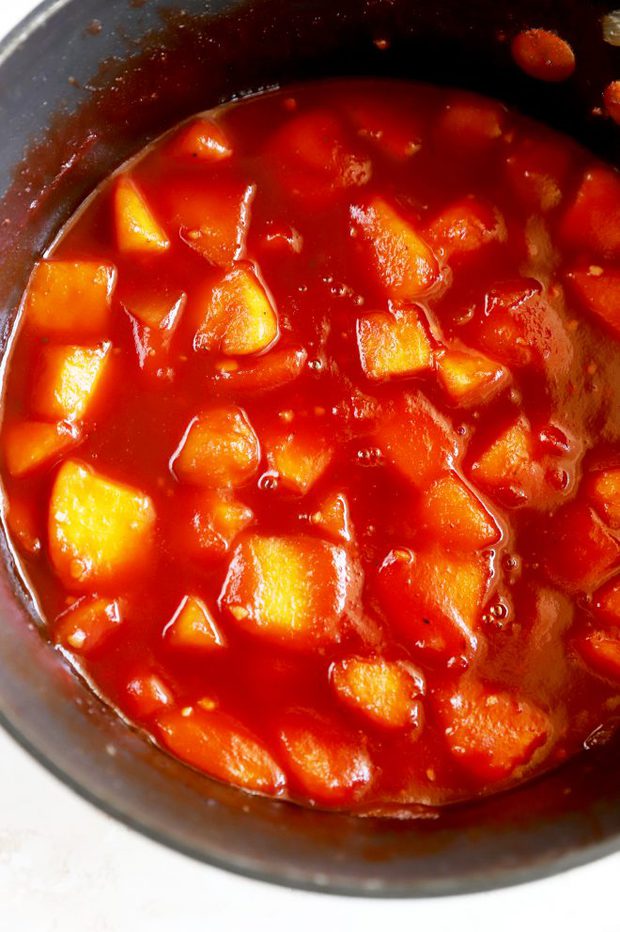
[3,79,620,813]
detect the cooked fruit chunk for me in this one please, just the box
[32,343,111,422]
[49,460,156,588]
[173,180,255,265]
[114,176,170,254]
[24,260,116,337]
[588,468,620,529]
[125,673,174,718]
[434,93,505,157]
[472,416,566,509]
[4,420,80,477]
[264,426,333,494]
[417,473,501,550]
[330,657,424,730]
[163,595,226,650]
[269,109,371,200]
[351,198,439,300]
[343,92,424,160]
[505,135,573,211]
[377,547,491,662]
[437,348,509,407]
[123,291,186,376]
[542,503,620,592]
[576,629,620,679]
[311,490,353,543]
[194,266,278,356]
[53,597,123,656]
[593,577,620,623]
[278,709,374,804]
[175,491,254,562]
[438,681,550,782]
[427,197,506,260]
[560,166,620,258]
[356,305,432,380]
[208,345,308,394]
[219,535,359,647]
[565,265,620,337]
[171,406,260,489]
[375,391,460,487]
[171,116,232,161]
[158,706,286,793]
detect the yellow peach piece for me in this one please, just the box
[32,342,111,422]
[264,426,333,495]
[331,657,424,729]
[164,594,226,650]
[589,468,620,529]
[418,473,501,550]
[219,534,359,647]
[172,116,232,161]
[53,596,124,656]
[194,266,278,356]
[356,305,433,380]
[311,490,353,543]
[49,459,156,588]
[24,260,116,337]
[171,406,260,488]
[437,348,509,406]
[4,420,80,477]
[114,176,170,254]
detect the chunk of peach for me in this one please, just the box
[4,420,80,477]
[543,503,620,593]
[343,92,424,160]
[194,266,278,356]
[175,490,254,562]
[331,657,424,730]
[311,490,353,543]
[24,260,116,337]
[356,305,432,380]
[124,291,186,376]
[171,116,232,161]
[207,346,308,394]
[125,672,174,718]
[575,629,620,679]
[157,706,286,793]
[565,265,620,337]
[31,343,111,422]
[588,468,620,529]
[264,425,333,494]
[114,176,170,254]
[171,407,259,489]
[427,197,506,260]
[163,595,226,650]
[53,596,123,656]
[437,348,509,407]
[504,134,573,212]
[433,93,506,157]
[472,417,551,508]
[350,198,439,300]
[377,547,491,661]
[175,181,255,266]
[437,681,550,782]
[49,460,156,588]
[375,391,460,488]
[560,166,620,258]
[268,109,371,200]
[278,709,374,805]
[417,473,501,550]
[219,534,359,647]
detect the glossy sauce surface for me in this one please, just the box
[4,79,620,813]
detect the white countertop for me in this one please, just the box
[1,2,619,928]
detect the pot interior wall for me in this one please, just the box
[0,0,619,896]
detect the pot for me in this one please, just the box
[0,0,619,897]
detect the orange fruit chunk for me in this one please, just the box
[31,343,111,422]
[356,305,433,380]
[114,176,170,254]
[24,260,116,337]
[4,420,80,477]
[171,406,260,489]
[331,657,424,730]
[164,594,226,650]
[53,596,123,656]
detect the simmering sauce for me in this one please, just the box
[4,79,620,812]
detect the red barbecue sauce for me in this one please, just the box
[3,80,620,813]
